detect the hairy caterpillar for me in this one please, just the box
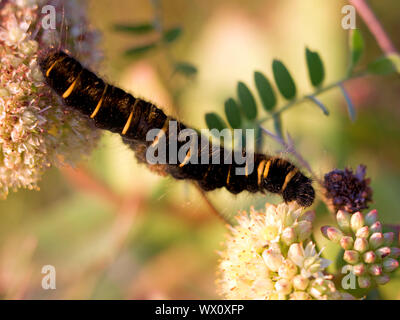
[39,50,315,207]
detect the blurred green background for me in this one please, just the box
[0,0,399,299]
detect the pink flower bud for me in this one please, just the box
[390,247,400,259]
[374,274,391,285]
[364,209,378,226]
[363,251,376,264]
[351,212,365,233]
[358,276,371,288]
[370,221,382,233]
[281,227,296,245]
[321,226,343,243]
[369,233,384,249]
[353,263,366,276]
[340,236,354,250]
[321,226,329,238]
[354,238,368,253]
[383,232,394,246]
[368,264,382,276]
[344,250,360,264]
[355,226,370,238]
[336,210,351,233]
[383,258,399,273]
[375,247,391,259]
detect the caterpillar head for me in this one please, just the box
[282,172,315,207]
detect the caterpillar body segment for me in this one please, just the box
[39,50,315,207]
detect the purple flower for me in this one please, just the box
[324,165,373,213]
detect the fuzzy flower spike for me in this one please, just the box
[217,202,355,300]
[324,165,372,213]
[0,0,101,198]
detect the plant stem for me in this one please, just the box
[259,127,322,185]
[258,71,365,124]
[273,114,284,140]
[350,0,398,55]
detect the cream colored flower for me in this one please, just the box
[0,0,101,198]
[288,242,331,278]
[217,202,353,300]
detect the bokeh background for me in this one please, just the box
[1,0,400,299]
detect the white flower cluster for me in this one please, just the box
[217,203,354,300]
[0,0,101,198]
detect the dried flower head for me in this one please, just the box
[322,209,400,289]
[324,165,373,213]
[0,0,101,198]
[217,202,353,300]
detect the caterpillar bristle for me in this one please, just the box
[39,50,315,207]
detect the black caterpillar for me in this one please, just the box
[39,50,315,207]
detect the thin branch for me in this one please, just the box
[193,183,236,226]
[350,0,398,55]
[64,196,141,299]
[60,164,122,207]
[61,165,219,226]
[260,127,322,185]
[257,71,366,124]
[260,127,342,217]
[60,165,229,297]
[307,96,329,116]
[338,83,356,122]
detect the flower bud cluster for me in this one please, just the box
[322,209,400,289]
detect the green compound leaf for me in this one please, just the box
[350,29,364,68]
[367,54,400,75]
[163,27,182,43]
[113,23,154,34]
[124,43,157,57]
[254,71,276,112]
[205,112,228,132]
[272,60,297,100]
[174,62,198,77]
[306,48,325,87]
[237,82,257,120]
[224,98,242,129]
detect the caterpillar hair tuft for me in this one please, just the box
[39,50,315,207]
